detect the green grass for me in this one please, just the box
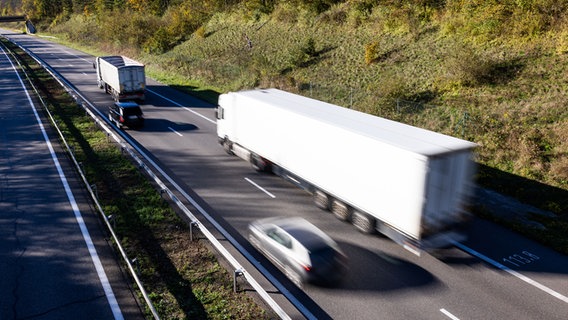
[15,2,568,253]
[148,9,568,201]
[1,37,270,319]
[46,2,568,255]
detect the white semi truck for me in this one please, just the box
[93,56,146,102]
[216,88,477,255]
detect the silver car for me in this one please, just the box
[249,217,348,287]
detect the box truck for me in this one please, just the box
[216,88,477,255]
[93,56,146,102]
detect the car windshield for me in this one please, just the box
[123,107,142,116]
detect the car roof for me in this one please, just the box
[115,101,140,108]
[259,217,335,250]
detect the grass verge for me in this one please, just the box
[1,37,270,320]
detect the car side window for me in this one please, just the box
[266,228,292,249]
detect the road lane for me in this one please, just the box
[0,39,142,320]
[3,30,568,320]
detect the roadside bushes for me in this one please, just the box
[365,41,379,64]
[142,1,216,54]
[441,41,493,88]
[51,0,217,55]
[442,0,568,44]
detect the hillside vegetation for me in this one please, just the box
[3,1,567,241]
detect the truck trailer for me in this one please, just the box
[216,88,477,255]
[93,56,146,102]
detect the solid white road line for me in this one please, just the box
[245,177,276,198]
[440,308,460,320]
[2,46,124,320]
[168,126,183,136]
[453,241,568,304]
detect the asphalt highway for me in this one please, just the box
[2,30,567,319]
[0,39,143,319]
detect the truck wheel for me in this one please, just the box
[331,199,351,221]
[251,154,271,172]
[352,211,375,234]
[313,190,330,211]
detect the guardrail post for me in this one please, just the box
[107,214,116,229]
[90,184,98,199]
[233,268,244,293]
[190,221,199,241]
[132,258,140,275]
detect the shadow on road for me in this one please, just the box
[140,118,198,133]
[477,164,567,215]
[330,242,439,292]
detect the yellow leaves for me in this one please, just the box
[127,0,147,12]
[555,30,568,55]
[364,41,379,65]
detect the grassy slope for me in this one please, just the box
[141,7,568,254]
[151,8,568,195]
[49,4,567,247]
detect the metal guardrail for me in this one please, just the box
[2,35,316,319]
[0,38,160,319]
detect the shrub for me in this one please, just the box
[301,37,316,57]
[144,27,175,54]
[298,0,343,14]
[365,41,379,65]
[348,0,377,26]
[319,4,348,24]
[443,41,492,86]
[555,29,568,54]
[195,25,206,39]
[272,2,301,23]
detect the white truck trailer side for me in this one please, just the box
[94,56,146,102]
[216,88,477,254]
